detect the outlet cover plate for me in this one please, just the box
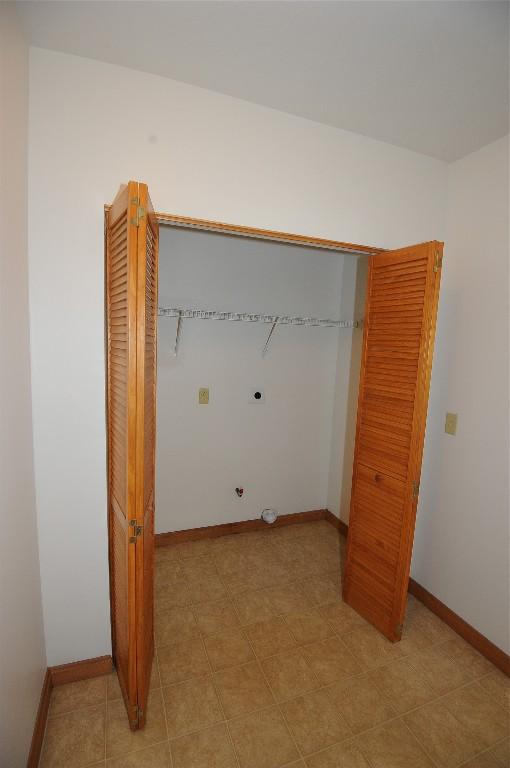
[445,412,457,435]
[198,387,209,405]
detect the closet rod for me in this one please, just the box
[158,307,358,329]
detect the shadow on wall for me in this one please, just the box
[339,256,368,520]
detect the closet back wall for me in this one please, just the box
[157,227,345,532]
[28,47,445,665]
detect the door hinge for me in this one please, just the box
[129,519,143,543]
[130,198,146,227]
[396,623,404,635]
[433,250,443,273]
[412,481,420,499]
[135,704,144,721]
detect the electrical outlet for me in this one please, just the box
[445,412,457,435]
[198,387,209,405]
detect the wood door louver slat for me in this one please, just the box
[106,181,158,730]
[343,241,443,642]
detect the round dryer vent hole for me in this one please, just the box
[261,508,278,524]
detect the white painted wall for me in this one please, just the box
[412,135,510,653]
[0,6,46,765]
[157,227,344,531]
[28,47,446,664]
[327,254,368,519]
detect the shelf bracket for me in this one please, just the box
[174,311,183,357]
[262,317,279,358]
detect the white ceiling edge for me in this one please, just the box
[18,0,510,162]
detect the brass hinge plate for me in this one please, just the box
[433,250,443,273]
[412,481,420,499]
[396,623,404,635]
[129,519,143,543]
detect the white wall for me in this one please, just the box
[0,6,46,765]
[28,47,446,664]
[412,135,510,653]
[327,254,368,519]
[157,227,345,532]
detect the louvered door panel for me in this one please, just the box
[106,183,139,727]
[343,242,443,641]
[106,181,159,730]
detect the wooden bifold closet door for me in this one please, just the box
[343,241,443,642]
[106,180,159,729]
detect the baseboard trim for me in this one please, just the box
[49,654,113,687]
[27,669,52,768]
[407,578,510,676]
[324,509,348,536]
[325,512,509,677]
[28,655,113,766]
[155,509,327,547]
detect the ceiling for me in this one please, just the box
[19,0,509,161]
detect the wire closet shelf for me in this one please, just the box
[158,307,360,357]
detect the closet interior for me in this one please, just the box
[155,223,368,539]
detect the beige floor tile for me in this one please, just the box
[214,661,274,718]
[406,643,474,695]
[404,700,482,767]
[105,741,172,767]
[155,605,200,646]
[107,671,123,701]
[228,705,299,768]
[368,657,436,713]
[174,539,215,560]
[225,570,262,596]
[461,752,505,768]
[171,722,238,768]
[490,737,510,765]
[163,675,223,738]
[155,558,183,584]
[408,605,457,645]
[180,555,218,578]
[157,638,210,686]
[301,637,361,686]
[441,637,496,680]
[284,609,334,645]
[262,649,319,702]
[442,683,509,750]
[319,602,367,637]
[299,574,341,607]
[478,671,510,713]
[244,617,298,659]
[155,546,181,565]
[341,625,404,670]
[106,690,167,758]
[281,687,352,755]
[327,674,396,735]
[266,584,313,615]
[41,705,106,768]
[186,572,228,604]
[232,590,277,625]
[155,577,191,608]
[356,718,435,767]
[49,676,107,716]
[193,599,240,636]
[305,740,372,768]
[204,628,255,671]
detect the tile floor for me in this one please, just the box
[39,520,509,768]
